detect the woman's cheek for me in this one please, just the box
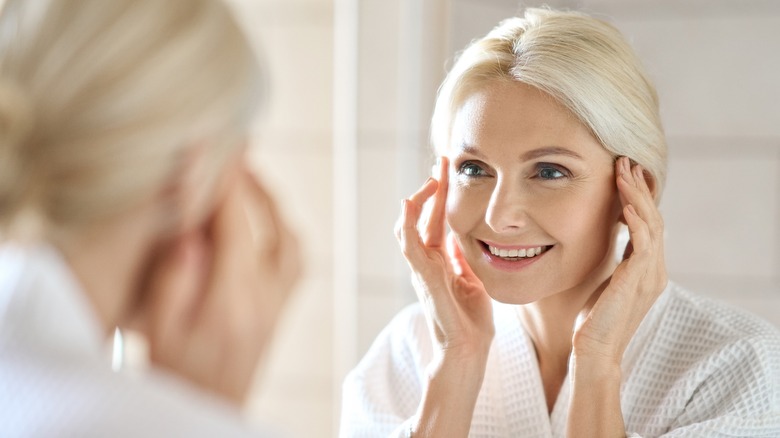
[445,184,475,236]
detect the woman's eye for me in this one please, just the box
[458,162,488,177]
[536,165,568,180]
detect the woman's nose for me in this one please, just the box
[484,179,529,233]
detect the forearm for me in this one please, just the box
[411,351,488,437]
[567,356,625,438]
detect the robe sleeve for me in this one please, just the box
[339,304,430,438]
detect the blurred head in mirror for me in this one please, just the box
[0,0,299,434]
[430,8,666,304]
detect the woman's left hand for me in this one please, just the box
[566,157,668,437]
[571,156,668,368]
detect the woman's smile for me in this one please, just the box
[478,240,554,271]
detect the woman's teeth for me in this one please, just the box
[488,245,547,259]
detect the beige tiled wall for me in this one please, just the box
[227,1,336,437]
[609,6,780,326]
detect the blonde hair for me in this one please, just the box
[431,8,667,201]
[0,0,262,240]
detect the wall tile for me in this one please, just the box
[357,275,413,357]
[249,143,333,262]
[615,16,780,138]
[662,140,779,278]
[357,1,401,132]
[356,138,408,279]
[248,24,334,134]
[672,273,780,327]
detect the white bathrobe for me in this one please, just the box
[341,282,780,437]
[0,244,274,437]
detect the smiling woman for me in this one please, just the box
[340,7,780,438]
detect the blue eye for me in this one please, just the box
[458,162,488,177]
[537,165,567,180]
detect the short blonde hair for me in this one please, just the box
[431,8,667,201]
[0,0,262,240]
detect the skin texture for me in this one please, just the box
[395,81,667,437]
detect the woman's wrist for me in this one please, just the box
[569,352,622,383]
[411,348,489,437]
[566,354,625,438]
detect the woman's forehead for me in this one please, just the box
[448,82,608,162]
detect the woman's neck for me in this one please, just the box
[516,256,618,412]
[57,208,159,338]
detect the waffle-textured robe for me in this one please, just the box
[0,244,274,437]
[341,282,780,437]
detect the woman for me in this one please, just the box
[341,8,780,437]
[0,0,299,435]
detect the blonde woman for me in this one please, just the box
[0,0,299,435]
[341,8,780,437]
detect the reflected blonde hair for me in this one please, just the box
[431,8,667,202]
[0,0,262,240]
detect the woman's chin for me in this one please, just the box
[483,284,541,305]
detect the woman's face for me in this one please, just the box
[445,81,622,304]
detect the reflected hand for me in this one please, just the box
[140,166,301,405]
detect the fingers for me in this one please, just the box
[395,176,438,257]
[408,177,438,207]
[623,204,651,256]
[616,158,651,215]
[396,198,428,265]
[615,157,663,245]
[423,157,450,248]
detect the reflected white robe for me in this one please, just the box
[0,244,274,437]
[341,282,780,437]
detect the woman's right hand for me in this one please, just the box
[394,156,494,436]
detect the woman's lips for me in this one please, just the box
[478,240,553,272]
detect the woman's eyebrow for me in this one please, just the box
[456,144,583,161]
[521,146,583,161]
[455,144,487,158]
